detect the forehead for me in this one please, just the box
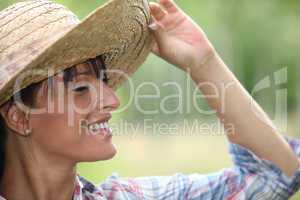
[54,61,96,82]
[74,62,94,76]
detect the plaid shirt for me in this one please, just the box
[1,138,299,200]
[73,137,300,200]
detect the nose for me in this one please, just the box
[98,83,120,112]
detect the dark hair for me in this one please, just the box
[0,55,107,181]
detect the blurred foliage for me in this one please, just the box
[1,0,300,198]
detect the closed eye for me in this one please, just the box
[73,85,89,93]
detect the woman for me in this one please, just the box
[0,0,299,199]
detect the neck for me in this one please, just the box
[0,137,77,200]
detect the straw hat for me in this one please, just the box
[0,0,154,106]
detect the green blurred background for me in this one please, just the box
[1,0,300,199]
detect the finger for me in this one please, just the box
[158,0,179,13]
[151,41,160,55]
[149,2,167,21]
[148,21,168,48]
[148,20,166,32]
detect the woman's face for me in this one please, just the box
[24,62,120,163]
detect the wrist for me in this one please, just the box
[188,49,222,82]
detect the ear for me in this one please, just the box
[0,101,30,137]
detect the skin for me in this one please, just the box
[0,0,299,199]
[0,63,120,200]
[148,0,299,176]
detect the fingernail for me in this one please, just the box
[148,22,158,31]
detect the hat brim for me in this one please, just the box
[0,0,154,105]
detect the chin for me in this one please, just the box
[100,145,117,160]
[82,143,117,162]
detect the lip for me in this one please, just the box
[87,113,112,127]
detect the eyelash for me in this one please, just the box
[72,74,109,93]
[73,85,89,93]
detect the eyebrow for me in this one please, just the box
[76,71,93,76]
[75,65,95,77]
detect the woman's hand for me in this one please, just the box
[149,0,216,72]
[150,0,300,177]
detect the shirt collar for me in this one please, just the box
[73,175,84,200]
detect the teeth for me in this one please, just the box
[100,123,104,129]
[103,122,108,128]
[87,121,111,134]
[89,124,99,133]
[92,124,100,129]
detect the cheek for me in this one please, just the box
[72,93,93,110]
[31,112,81,150]
[30,112,116,161]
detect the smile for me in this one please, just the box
[87,121,112,137]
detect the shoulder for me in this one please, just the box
[76,175,106,199]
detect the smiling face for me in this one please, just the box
[1,57,120,164]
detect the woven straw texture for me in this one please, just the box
[0,0,154,106]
